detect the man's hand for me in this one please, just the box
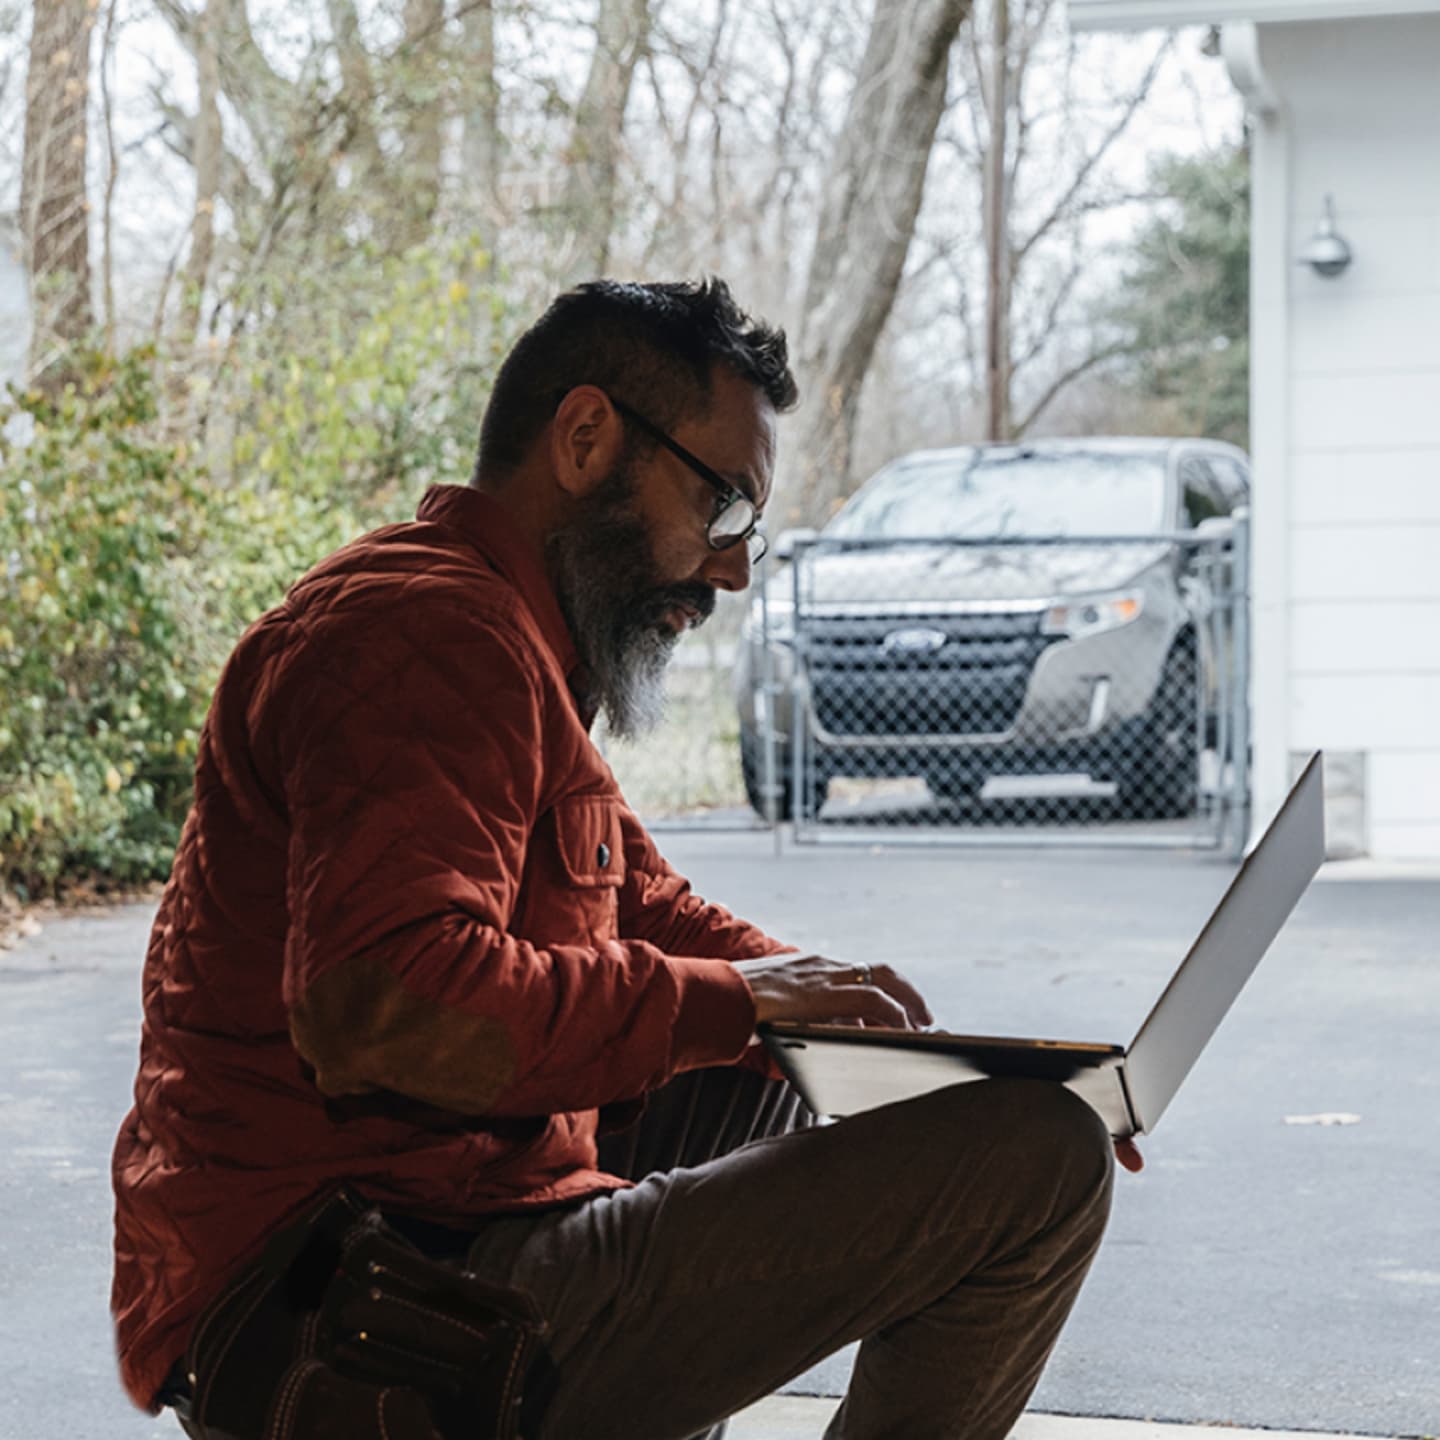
[733,954,933,1031]
[1114,1137,1144,1173]
[736,956,1146,1172]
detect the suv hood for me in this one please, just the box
[768,541,1171,609]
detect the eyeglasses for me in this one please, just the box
[607,396,768,564]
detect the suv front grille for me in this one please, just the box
[800,611,1056,737]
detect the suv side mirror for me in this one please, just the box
[774,527,818,562]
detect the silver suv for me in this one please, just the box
[735,438,1250,819]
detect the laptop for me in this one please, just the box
[762,752,1326,1137]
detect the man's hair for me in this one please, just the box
[473,278,799,484]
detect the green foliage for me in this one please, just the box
[210,239,513,621]
[0,241,515,900]
[226,243,500,499]
[1108,144,1251,447]
[0,349,219,894]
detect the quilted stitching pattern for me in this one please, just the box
[110,487,778,1411]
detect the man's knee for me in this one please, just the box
[984,1078,1115,1233]
[916,1077,1115,1234]
[990,1076,1112,1158]
[831,1079,1115,1314]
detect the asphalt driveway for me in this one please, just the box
[2,837,1436,1438]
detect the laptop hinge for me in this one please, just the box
[1117,1062,1145,1137]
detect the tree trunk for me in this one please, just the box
[178,0,227,346]
[98,0,120,349]
[155,0,293,162]
[395,0,445,248]
[785,0,972,524]
[20,0,97,374]
[461,0,502,260]
[324,0,380,190]
[557,0,651,285]
[983,0,1011,441]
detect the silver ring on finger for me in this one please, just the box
[851,965,872,987]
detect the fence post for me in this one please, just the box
[756,553,780,834]
[791,541,810,838]
[1229,510,1253,860]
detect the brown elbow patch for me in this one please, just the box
[290,953,517,1114]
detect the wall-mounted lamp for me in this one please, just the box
[1298,195,1352,278]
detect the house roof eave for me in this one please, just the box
[1069,0,1440,32]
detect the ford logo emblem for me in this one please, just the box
[881,627,948,655]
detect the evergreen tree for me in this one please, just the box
[1110,143,1250,447]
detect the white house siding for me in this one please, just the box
[1259,14,1440,857]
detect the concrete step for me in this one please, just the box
[726,1397,1380,1440]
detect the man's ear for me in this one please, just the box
[549,386,624,499]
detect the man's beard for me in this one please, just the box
[547,458,716,740]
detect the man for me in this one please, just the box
[113,279,1126,1440]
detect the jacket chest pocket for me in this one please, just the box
[523,795,626,947]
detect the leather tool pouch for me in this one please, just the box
[177,1189,550,1440]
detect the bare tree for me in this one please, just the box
[156,0,474,264]
[177,0,228,345]
[460,0,502,257]
[20,0,97,374]
[631,0,731,270]
[393,0,446,248]
[621,0,860,324]
[156,0,295,161]
[981,0,1009,440]
[963,0,1169,438]
[153,0,300,230]
[785,0,973,523]
[97,0,120,348]
[556,0,652,284]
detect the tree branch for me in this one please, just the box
[153,0,294,158]
[1014,34,1171,268]
[1013,339,1132,436]
[1011,247,1083,376]
[154,88,261,217]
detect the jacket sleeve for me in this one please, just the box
[275,593,757,1118]
[617,806,794,962]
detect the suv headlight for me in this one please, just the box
[1041,592,1143,639]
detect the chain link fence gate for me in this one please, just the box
[738,519,1251,856]
[597,591,771,832]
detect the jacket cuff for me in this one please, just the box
[666,956,758,1073]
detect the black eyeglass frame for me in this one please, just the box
[599,393,768,563]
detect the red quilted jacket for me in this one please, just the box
[111,484,784,1409]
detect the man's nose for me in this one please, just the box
[701,540,752,593]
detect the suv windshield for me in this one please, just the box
[828,449,1168,539]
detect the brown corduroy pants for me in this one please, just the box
[463,1068,1116,1440]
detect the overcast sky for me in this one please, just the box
[0,1,1243,387]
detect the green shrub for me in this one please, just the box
[0,242,513,900]
[0,349,219,896]
[207,239,513,624]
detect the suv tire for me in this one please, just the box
[1117,640,1199,820]
[739,726,831,820]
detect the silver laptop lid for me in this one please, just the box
[1124,752,1326,1134]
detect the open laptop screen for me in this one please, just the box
[1124,752,1325,1132]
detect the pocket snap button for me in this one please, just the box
[596,842,611,868]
